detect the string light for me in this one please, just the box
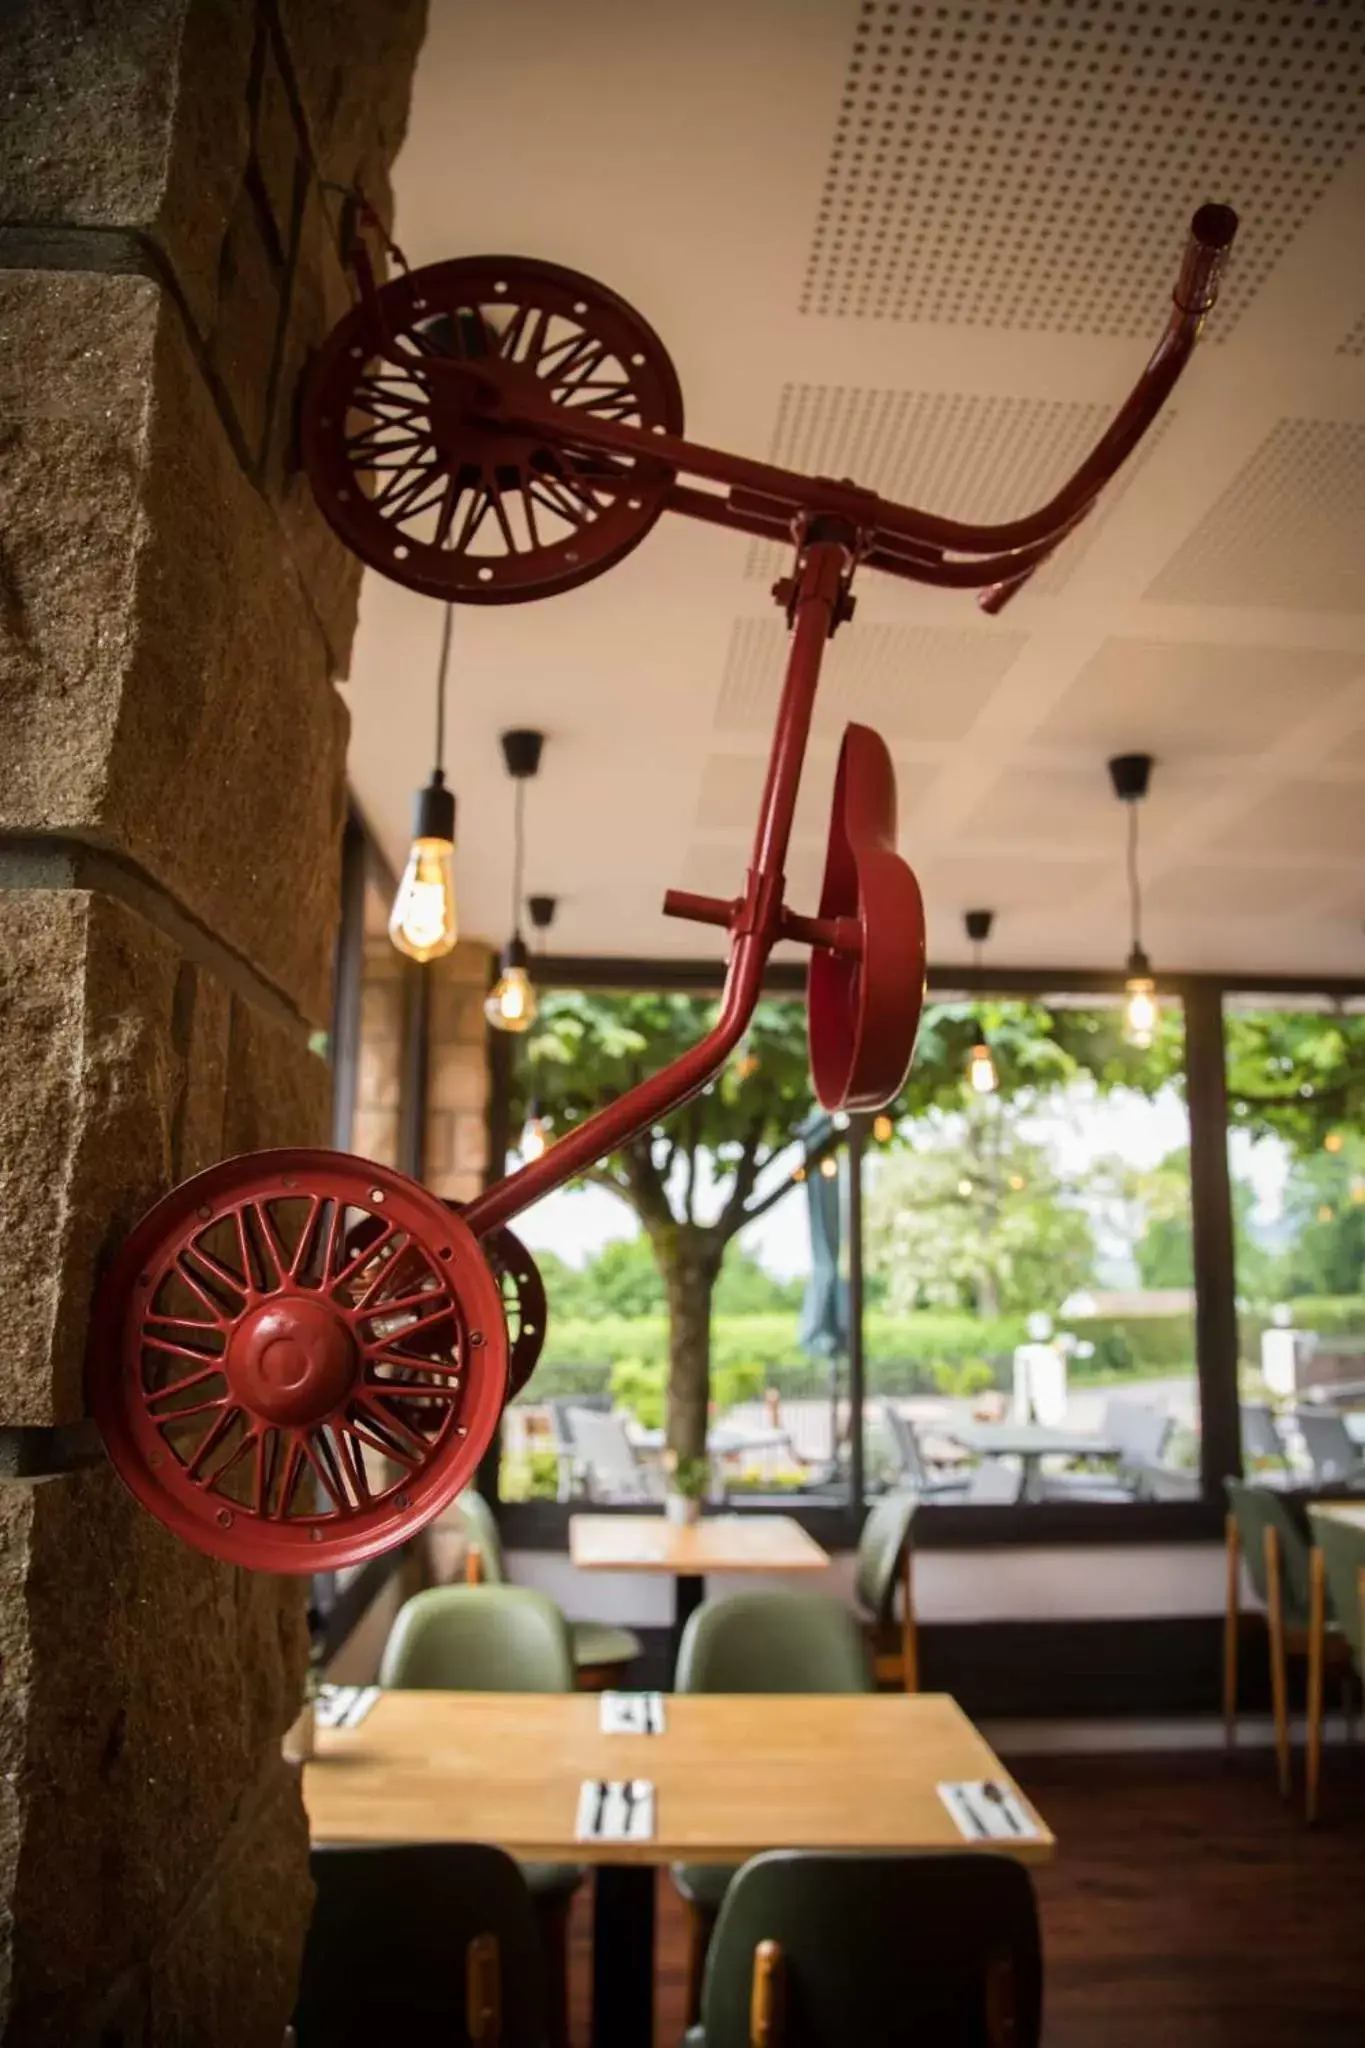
[963,910,998,1093]
[486,732,545,1034]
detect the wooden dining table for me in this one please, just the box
[304,1688,1054,2048]
[569,1510,830,1658]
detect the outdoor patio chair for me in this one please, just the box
[380,1587,582,2043]
[455,1490,643,1688]
[296,1842,549,2047]
[671,1591,874,2022]
[564,1404,664,1502]
[1041,1395,1169,1501]
[685,1850,1042,2048]
[1241,1402,1293,1481]
[1306,1506,1365,1823]
[963,1460,1025,1504]
[852,1490,919,1691]
[545,1393,611,1500]
[880,1403,969,1499]
[1223,1480,1353,1809]
[1294,1408,1365,1490]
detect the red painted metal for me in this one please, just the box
[482,1224,548,1397]
[464,528,864,1238]
[807,724,926,1111]
[300,254,683,605]
[302,206,1236,612]
[86,1152,507,1572]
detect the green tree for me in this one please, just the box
[865,1110,1095,1316]
[514,992,819,1461]
[1278,1131,1365,1297]
[1224,1009,1365,1153]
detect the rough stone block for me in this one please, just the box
[351,1106,399,1167]
[276,0,427,191]
[249,24,305,265]
[150,1764,312,2048]
[358,1036,401,1111]
[429,1041,487,1114]
[221,997,332,1158]
[5,1472,307,2040]
[0,0,254,340]
[208,183,283,467]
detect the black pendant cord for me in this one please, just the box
[435,602,454,772]
[511,778,526,940]
[1126,800,1143,955]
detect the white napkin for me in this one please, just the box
[599,1691,666,1735]
[575,1779,656,1842]
[938,1780,1038,1842]
[315,1684,380,1730]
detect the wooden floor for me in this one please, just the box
[568,1748,1365,2045]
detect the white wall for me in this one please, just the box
[507,1542,1229,1625]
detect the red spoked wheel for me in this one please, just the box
[300,254,684,604]
[482,1225,549,1398]
[85,1151,508,1573]
[807,723,926,1112]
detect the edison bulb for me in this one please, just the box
[485,962,537,1033]
[389,837,457,961]
[967,1041,998,1094]
[1122,976,1158,1051]
[873,1113,895,1143]
[521,1113,550,1163]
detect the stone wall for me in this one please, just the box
[0,4,426,2043]
[425,942,495,1204]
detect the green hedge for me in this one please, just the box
[515,1306,1200,1404]
[1237,1296,1365,1361]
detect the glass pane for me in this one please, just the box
[498,990,843,1507]
[863,990,1198,1506]
[1225,995,1365,1480]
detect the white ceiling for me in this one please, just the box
[344,0,1365,978]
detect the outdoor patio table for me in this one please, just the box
[944,1420,1122,1502]
[304,1689,1053,2048]
[569,1510,828,1660]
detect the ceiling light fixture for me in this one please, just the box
[1108,753,1158,1050]
[964,908,998,1095]
[485,729,545,1034]
[389,604,459,963]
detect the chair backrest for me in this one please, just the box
[854,1491,917,1625]
[1307,1509,1365,1670]
[380,1585,574,1692]
[1294,1409,1362,1486]
[295,1842,546,2046]
[880,1405,928,1487]
[698,1850,1042,2048]
[677,1590,873,1695]
[1239,1402,1287,1469]
[965,1461,1024,1505]
[456,1491,507,1584]
[1225,1479,1314,1624]
[564,1406,649,1497]
[1025,1347,1069,1428]
[1104,1398,1171,1469]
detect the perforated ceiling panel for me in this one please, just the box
[1145,863,1361,920]
[1035,638,1365,756]
[1147,418,1365,611]
[804,0,1365,334]
[1338,309,1365,359]
[714,614,1025,740]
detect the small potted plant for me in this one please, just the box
[662,1449,709,1526]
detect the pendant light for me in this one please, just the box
[1108,753,1158,1050]
[964,908,998,1094]
[485,728,545,1033]
[389,604,459,962]
[517,895,558,1158]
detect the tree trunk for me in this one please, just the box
[657,1228,723,1464]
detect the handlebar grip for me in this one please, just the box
[1173,203,1239,316]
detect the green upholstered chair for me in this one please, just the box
[853,1490,919,1690]
[456,1490,643,1686]
[672,1590,874,2022]
[685,1849,1042,2048]
[1223,1479,1351,1805]
[380,1586,580,2046]
[295,1842,548,2047]
[1306,1507,1365,1822]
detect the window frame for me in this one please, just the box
[466,952,1365,1549]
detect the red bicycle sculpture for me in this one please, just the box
[84,203,1237,1570]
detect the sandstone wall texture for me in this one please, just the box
[424,942,495,1205]
[0,4,426,2042]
